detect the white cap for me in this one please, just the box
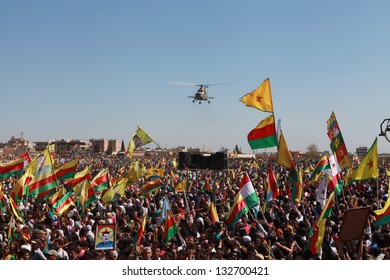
[243,235,251,243]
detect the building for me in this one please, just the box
[356,146,368,160]
[2,136,34,157]
[89,139,122,154]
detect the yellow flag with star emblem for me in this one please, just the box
[351,138,378,181]
[240,78,274,113]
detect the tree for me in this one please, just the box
[106,145,113,155]
[305,143,319,158]
[93,144,101,154]
[120,140,126,152]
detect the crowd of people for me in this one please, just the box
[1,152,390,260]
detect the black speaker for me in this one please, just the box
[178,152,191,170]
[178,152,228,170]
[212,152,228,170]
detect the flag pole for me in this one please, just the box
[136,126,171,160]
[376,178,379,206]
[24,183,30,217]
[183,167,191,223]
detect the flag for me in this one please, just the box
[325,155,344,196]
[49,187,66,205]
[145,168,164,180]
[19,152,31,169]
[28,171,58,199]
[123,166,138,184]
[239,78,274,113]
[266,165,279,206]
[164,210,178,243]
[327,111,351,168]
[276,118,282,141]
[277,132,294,169]
[225,172,259,227]
[127,127,154,158]
[171,158,177,169]
[74,179,96,208]
[65,166,91,190]
[0,158,25,179]
[55,159,78,181]
[307,192,335,255]
[276,132,300,204]
[304,164,314,174]
[102,177,128,204]
[210,202,219,224]
[374,196,390,227]
[71,144,79,155]
[247,114,278,150]
[315,176,328,208]
[25,146,54,176]
[114,177,128,198]
[159,196,171,223]
[174,180,187,193]
[132,214,147,245]
[291,167,302,205]
[91,169,110,193]
[351,138,378,181]
[168,170,177,189]
[138,179,164,196]
[203,180,212,192]
[8,195,25,223]
[52,191,75,216]
[7,217,18,244]
[10,173,30,203]
[309,155,330,184]
[0,186,7,215]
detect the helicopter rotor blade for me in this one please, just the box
[167,81,237,87]
[167,81,198,87]
[203,82,237,87]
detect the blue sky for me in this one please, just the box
[1,1,389,154]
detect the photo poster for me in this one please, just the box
[95,223,116,250]
[338,206,371,242]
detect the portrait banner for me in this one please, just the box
[95,223,116,250]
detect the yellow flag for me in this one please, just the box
[171,158,177,169]
[174,180,187,193]
[26,146,54,176]
[102,187,115,205]
[351,138,378,181]
[123,166,138,183]
[239,78,274,113]
[277,132,293,169]
[305,165,314,174]
[127,127,154,158]
[73,180,91,208]
[296,167,303,204]
[49,187,65,205]
[115,177,128,198]
[146,168,164,179]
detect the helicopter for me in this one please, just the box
[167,81,234,104]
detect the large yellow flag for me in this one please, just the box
[26,146,54,176]
[277,132,293,169]
[127,127,154,158]
[239,78,274,113]
[102,177,128,204]
[351,138,378,181]
[174,180,187,193]
[123,166,138,183]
